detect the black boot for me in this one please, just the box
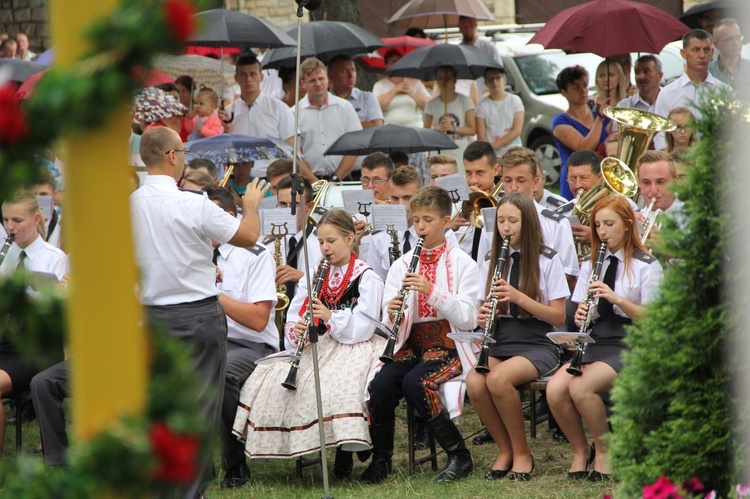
[333,447,353,479]
[425,410,473,483]
[220,462,249,489]
[472,428,494,445]
[359,422,395,484]
[413,416,431,449]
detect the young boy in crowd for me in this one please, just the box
[362,186,479,485]
[428,154,458,186]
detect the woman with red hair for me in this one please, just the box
[546,195,663,481]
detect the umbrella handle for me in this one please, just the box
[222,111,234,124]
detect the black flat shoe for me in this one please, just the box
[508,456,535,482]
[568,443,595,480]
[588,470,613,482]
[472,428,494,446]
[220,462,249,489]
[484,466,512,480]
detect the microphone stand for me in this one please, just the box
[289,1,331,497]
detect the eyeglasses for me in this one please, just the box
[361,177,389,187]
[717,35,744,44]
[165,148,189,155]
[672,126,688,133]
[485,75,504,83]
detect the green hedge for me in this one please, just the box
[610,91,739,497]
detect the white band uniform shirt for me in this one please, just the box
[539,189,568,212]
[476,200,579,277]
[572,248,663,320]
[130,175,240,306]
[225,92,296,178]
[215,243,279,350]
[0,234,69,280]
[652,72,731,150]
[293,92,363,176]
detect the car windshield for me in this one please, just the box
[514,52,603,95]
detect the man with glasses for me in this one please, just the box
[710,18,750,101]
[360,152,394,205]
[129,127,269,498]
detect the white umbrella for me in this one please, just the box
[154,54,235,92]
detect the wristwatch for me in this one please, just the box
[330,174,341,183]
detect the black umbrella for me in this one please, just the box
[262,21,384,69]
[386,43,503,80]
[323,124,458,156]
[679,0,748,31]
[0,59,46,82]
[186,9,296,48]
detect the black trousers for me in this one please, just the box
[30,360,69,466]
[146,296,228,499]
[368,347,462,423]
[220,339,275,471]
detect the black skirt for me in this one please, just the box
[489,318,559,377]
[581,315,633,373]
[0,340,43,393]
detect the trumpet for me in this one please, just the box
[387,226,400,266]
[640,198,662,245]
[451,180,504,245]
[282,256,330,391]
[0,234,15,267]
[476,235,510,374]
[567,240,608,376]
[380,237,424,363]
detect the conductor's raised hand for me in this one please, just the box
[242,178,270,211]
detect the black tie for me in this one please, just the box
[597,255,618,319]
[16,251,26,272]
[471,226,482,261]
[285,236,299,304]
[212,247,220,265]
[509,252,520,318]
[403,231,411,254]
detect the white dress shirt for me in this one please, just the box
[572,248,663,319]
[130,175,240,306]
[226,92,296,178]
[293,93,363,176]
[0,234,69,280]
[216,243,279,350]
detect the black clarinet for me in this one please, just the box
[567,240,608,376]
[282,257,330,390]
[0,234,15,267]
[476,235,511,374]
[380,237,424,363]
[387,227,401,266]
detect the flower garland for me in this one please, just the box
[0,0,215,495]
[0,0,205,200]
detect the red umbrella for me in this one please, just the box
[16,70,45,100]
[357,36,436,73]
[527,0,690,57]
[187,46,241,58]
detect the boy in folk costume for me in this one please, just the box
[361,186,479,484]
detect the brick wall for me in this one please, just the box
[0,0,48,53]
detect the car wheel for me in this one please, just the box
[530,135,562,187]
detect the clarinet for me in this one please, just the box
[281,256,330,390]
[387,227,401,266]
[0,234,15,267]
[567,240,608,376]
[476,235,511,374]
[380,237,424,363]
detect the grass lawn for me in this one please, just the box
[3,399,616,498]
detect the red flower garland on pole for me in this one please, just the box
[149,422,200,484]
[0,82,29,145]
[163,0,197,43]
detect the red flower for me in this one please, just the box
[0,82,29,145]
[682,477,705,494]
[163,0,196,43]
[644,476,683,499]
[149,422,200,484]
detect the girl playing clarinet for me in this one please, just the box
[466,192,569,481]
[232,209,384,479]
[546,195,663,481]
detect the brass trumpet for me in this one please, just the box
[453,181,504,244]
[639,198,662,245]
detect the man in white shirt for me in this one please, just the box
[617,55,663,113]
[458,16,500,64]
[129,126,269,498]
[293,57,363,181]
[329,54,384,129]
[204,185,279,489]
[219,54,313,180]
[653,29,731,150]
[15,33,35,61]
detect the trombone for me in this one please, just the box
[452,180,504,245]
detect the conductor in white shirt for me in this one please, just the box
[130,127,269,498]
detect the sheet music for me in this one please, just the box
[435,174,470,202]
[372,205,409,231]
[481,207,497,234]
[36,196,53,221]
[259,194,278,210]
[342,190,375,219]
[260,208,297,237]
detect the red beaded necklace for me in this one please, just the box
[419,242,446,265]
[319,253,357,305]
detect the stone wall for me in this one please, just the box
[0,0,48,53]
[234,0,306,29]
